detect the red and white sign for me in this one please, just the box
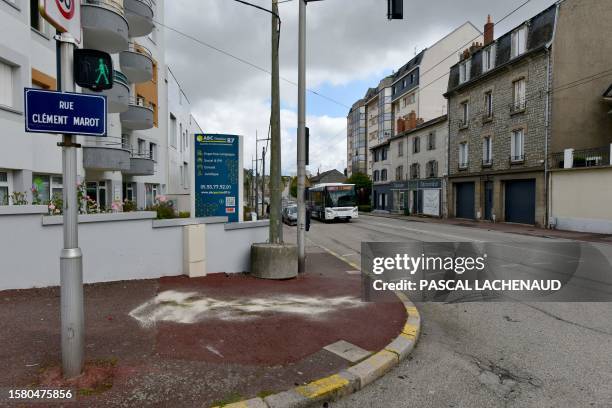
[40,0,81,43]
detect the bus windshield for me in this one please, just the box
[326,187,357,207]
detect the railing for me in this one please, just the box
[510,154,525,163]
[114,71,129,86]
[128,96,154,110]
[482,158,493,167]
[82,0,125,16]
[126,41,153,59]
[551,147,611,169]
[82,136,127,150]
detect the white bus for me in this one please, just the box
[307,183,358,222]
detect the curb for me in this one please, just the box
[211,246,421,408]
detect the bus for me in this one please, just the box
[307,183,358,222]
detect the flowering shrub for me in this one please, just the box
[147,195,176,219]
[48,193,63,215]
[123,200,137,212]
[10,192,29,206]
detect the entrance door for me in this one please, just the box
[484,181,494,221]
[455,182,475,219]
[505,179,535,224]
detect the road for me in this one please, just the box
[285,214,612,408]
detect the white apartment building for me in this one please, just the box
[166,66,202,212]
[0,0,199,211]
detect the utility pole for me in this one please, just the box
[57,31,84,378]
[297,0,307,273]
[269,0,283,243]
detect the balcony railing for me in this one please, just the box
[83,0,125,16]
[551,147,611,169]
[127,41,153,59]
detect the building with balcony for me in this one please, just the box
[0,0,200,212]
[446,0,611,228]
[371,115,447,216]
[346,99,366,176]
[446,7,556,226]
[346,21,481,178]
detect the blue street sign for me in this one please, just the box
[194,134,240,223]
[24,88,107,136]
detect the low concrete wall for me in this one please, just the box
[0,208,269,291]
[549,166,612,234]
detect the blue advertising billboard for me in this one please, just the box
[24,88,107,136]
[194,134,240,223]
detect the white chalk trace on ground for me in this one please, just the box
[129,290,364,327]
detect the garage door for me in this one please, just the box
[505,180,535,224]
[455,182,475,219]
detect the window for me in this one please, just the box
[183,162,189,188]
[402,96,407,107]
[484,91,493,118]
[30,0,50,35]
[150,142,157,161]
[381,169,388,181]
[483,45,496,72]
[381,148,388,161]
[395,166,404,181]
[0,61,14,108]
[0,171,9,206]
[145,183,159,207]
[410,163,420,179]
[374,150,379,163]
[179,123,183,150]
[427,132,436,150]
[169,113,177,148]
[373,170,380,182]
[511,129,524,162]
[513,79,526,111]
[459,143,469,168]
[398,192,405,210]
[483,136,492,165]
[32,174,62,203]
[123,182,135,202]
[426,161,438,178]
[511,26,528,58]
[407,93,415,104]
[121,134,131,150]
[413,137,420,154]
[398,141,404,157]
[460,101,469,127]
[459,59,471,84]
[137,139,146,156]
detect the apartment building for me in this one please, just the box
[371,115,448,216]
[446,7,557,227]
[346,21,481,178]
[346,98,366,175]
[0,0,200,211]
[166,67,202,212]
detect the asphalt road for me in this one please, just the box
[285,215,612,408]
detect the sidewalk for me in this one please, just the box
[0,248,406,407]
[364,212,612,243]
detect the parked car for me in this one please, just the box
[282,205,298,226]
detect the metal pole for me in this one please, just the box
[297,0,307,273]
[57,32,84,378]
[262,145,266,218]
[269,0,282,244]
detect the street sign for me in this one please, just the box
[74,49,114,91]
[40,0,81,43]
[24,88,107,136]
[194,134,241,223]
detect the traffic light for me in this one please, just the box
[73,49,114,92]
[387,0,403,20]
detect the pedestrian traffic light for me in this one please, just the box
[73,49,114,92]
[387,0,403,20]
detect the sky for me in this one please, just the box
[164,0,558,175]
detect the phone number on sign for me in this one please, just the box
[5,389,75,401]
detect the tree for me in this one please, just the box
[290,176,298,198]
[346,172,372,205]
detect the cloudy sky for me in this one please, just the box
[164,0,557,175]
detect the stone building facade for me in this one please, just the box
[446,6,557,226]
[371,115,448,217]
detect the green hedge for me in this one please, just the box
[358,205,372,213]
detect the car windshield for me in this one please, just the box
[326,187,357,207]
[286,207,297,215]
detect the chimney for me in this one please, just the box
[406,111,417,131]
[484,15,494,46]
[397,118,406,134]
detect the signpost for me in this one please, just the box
[25,89,107,136]
[39,0,81,43]
[192,134,243,223]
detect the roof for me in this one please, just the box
[390,115,448,142]
[392,50,426,85]
[309,169,347,184]
[446,4,557,95]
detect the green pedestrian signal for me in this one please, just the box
[74,49,114,92]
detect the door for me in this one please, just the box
[484,181,494,221]
[455,182,475,219]
[505,179,535,224]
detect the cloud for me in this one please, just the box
[164,0,558,174]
